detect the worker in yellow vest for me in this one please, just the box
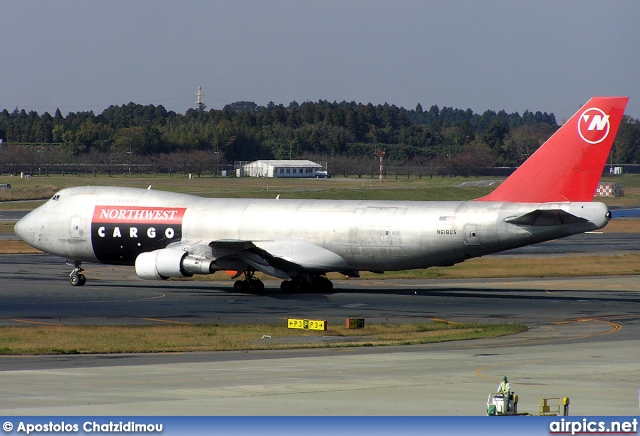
[497,376,511,395]
[497,376,512,411]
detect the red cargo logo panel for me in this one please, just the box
[91,206,186,264]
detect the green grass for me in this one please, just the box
[0,321,526,355]
[0,174,523,208]
[345,254,640,279]
[2,173,639,208]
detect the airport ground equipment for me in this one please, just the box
[538,397,570,416]
[486,394,570,416]
[487,392,518,415]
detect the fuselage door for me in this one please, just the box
[464,224,480,246]
[70,216,82,239]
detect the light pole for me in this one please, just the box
[375,150,385,183]
[127,143,132,176]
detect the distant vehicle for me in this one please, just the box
[13,96,629,292]
[315,171,330,178]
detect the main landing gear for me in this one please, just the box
[67,260,86,286]
[232,269,264,292]
[232,270,333,293]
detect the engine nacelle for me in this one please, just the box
[135,249,218,280]
[182,255,219,275]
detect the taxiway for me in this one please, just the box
[0,253,639,415]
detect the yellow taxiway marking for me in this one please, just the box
[140,318,193,325]
[552,317,621,336]
[466,316,622,352]
[10,319,60,326]
[430,317,459,325]
[474,317,623,382]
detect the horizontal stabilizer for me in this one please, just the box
[505,209,588,226]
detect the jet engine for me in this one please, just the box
[135,248,218,280]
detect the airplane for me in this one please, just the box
[13,96,628,292]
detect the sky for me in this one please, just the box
[2,0,639,121]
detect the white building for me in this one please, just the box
[240,160,323,178]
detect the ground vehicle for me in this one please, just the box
[487,393,570,416]
[487,392,518,415]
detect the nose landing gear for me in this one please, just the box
[67,260,86,286]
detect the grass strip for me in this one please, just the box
[349,253,640,280]
[0,240,42,253]
[2,173,639,207]
[0,322,526,355]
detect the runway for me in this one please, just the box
[1,253,640,415]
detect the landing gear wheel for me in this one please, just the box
[282,279,311,293]
[234,269,265,293]
[67,260,86,286]
[248,278,264,292]
[280,280,292,292]
[234,280,248,292]
[70,273,86,287]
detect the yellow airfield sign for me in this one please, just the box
[287,318,327,331]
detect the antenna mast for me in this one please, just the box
[195,87,206,111]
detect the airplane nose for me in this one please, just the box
[14,211,37,246]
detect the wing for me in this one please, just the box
[174,238,353,279]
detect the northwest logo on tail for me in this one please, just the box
[578,107,610,144]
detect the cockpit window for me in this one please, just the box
[52,194,60,201]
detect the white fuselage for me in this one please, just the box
[15,186,610,275]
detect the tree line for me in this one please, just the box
[0,100,638,177]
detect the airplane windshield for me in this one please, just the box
[51,194,60,201]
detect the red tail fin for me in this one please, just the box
[477,96,628,203]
